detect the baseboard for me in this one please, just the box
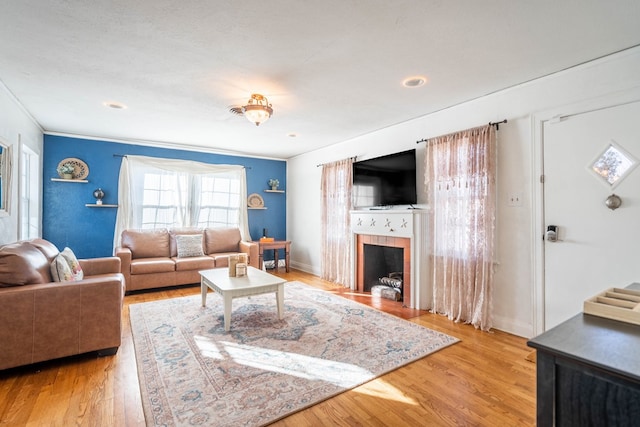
[290,260,320,276]
[491,314,534,339]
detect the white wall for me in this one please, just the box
[287,46,640,338]
[0,82,43,244]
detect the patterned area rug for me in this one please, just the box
[129,281,459,427]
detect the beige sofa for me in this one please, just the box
[0,239,125,371]
[115,227,259,292]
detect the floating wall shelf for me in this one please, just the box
[51,178,88,183]
[264,189,285,193]
[248,207,268,210]
[85,204,118,208]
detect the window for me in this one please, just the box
[19,144,40,239]
[320,158,353,287]
[114,155,249,248]
[138,172,242,229]
[432,173,490,258]
[424,125,497,330]
[194,175,241,228]
[140,172,185,229]
[352,182,376,208]
[590,141,638,188]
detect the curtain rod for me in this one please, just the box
[415,119,507,144]
[112,154,251,168]
[316,156,357,167]
[489,119,508,130]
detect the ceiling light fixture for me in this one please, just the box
[242,94,273,126]
[402,76,427,88]
[103,101,127,109]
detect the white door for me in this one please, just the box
[543,101,640,330]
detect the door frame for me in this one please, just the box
[531,88,640,336]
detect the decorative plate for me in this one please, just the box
[247,193,264,208]
[57,157,89,179]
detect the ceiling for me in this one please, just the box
[1,1,640,159]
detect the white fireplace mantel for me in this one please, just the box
[350,209,431,310]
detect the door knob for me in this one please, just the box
[546,225,558,242]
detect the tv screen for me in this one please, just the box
[352,149,417,208]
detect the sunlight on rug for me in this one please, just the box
[129,281,459,427]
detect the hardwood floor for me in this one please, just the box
[0,270,536,426]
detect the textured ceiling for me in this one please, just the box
[1,1,639,158]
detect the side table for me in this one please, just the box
[258,240,291,272]
[527,282,640,425]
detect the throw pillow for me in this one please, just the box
[121,228,171,259]
[204,228,241,253]
[60,247,84,280]
[175,234,205,258]
[50,254,73,282]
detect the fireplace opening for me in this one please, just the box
[363,244,404,301]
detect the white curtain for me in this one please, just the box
[113,155,250,249]
[424,125,497,331]
[320,158,354,287]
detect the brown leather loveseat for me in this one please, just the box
[115,227,259,292]
[0,239,125,371]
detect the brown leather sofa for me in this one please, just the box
[0,239,125,371]
[115,227,259,292]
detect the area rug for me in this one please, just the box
[129,281,459,427]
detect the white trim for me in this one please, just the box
[531,113,545,336]
[531,88,640,335]
[17,137,42,240]
[43,131,287,162]
[0,79,43,131]
[290,260,319,276]
[492,314,532,339]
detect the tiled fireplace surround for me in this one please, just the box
[351,210,430,310]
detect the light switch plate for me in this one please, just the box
[507,192,523,207]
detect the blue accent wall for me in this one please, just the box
[43,135,286,258]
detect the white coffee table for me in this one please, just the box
[200,266,286,331]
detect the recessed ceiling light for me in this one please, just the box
[287,133,298,138]
[402,76,427,88]
[103,101,127,109]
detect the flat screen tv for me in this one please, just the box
[352,149,417,208]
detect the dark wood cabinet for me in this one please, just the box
[527,283,640,426]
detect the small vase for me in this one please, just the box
[271,186,278,191]
[63,173,73,179]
